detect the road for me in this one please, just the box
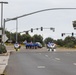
[5,48,76,75]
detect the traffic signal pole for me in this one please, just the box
[61,32,74,37]
[0,1,8,44]
[4,7,76,43]
[16,19,18,43]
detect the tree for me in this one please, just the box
[5,31,10,40]
[21,34,31,42]
[11,33,16,43]
[56,39,64,47]
[44,37,54,44]
[17,33,22,43]
[32,34,43,43]
[64,36,75,48]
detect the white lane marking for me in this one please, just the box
[55,58,60,61]
[45,55,48,57]
[73,63,76,65]
[37,66,45,69]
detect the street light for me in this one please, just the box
[50,27,55,32]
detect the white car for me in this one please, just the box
[36,42,42,48]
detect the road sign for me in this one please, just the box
[2,34,8,42]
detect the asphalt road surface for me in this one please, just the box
[5,48,76,75]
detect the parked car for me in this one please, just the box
[36,42,42,48]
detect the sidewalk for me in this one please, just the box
[0,45,15,75]
[0,53,10,75]
[0,45,12,75]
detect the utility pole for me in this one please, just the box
[0,1,8,28]
[4,18,18,43]
[16,19,18,43]
[0,1,8,44]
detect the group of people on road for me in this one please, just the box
[14,41,56,52]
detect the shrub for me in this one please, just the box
[0,44,7,54]
[64,42,75,48]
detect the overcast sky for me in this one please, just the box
[0,0,76,40]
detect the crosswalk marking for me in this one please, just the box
[45,55,48,57]
[73,63,76,65]
[55,58,60,61]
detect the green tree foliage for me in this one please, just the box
[0,44,7,54]
[56,39,64,47]
[5,31,10,40]
[64,41,74,48]
[18,34,31,43]
[32,34,43,43]
[5,30,76,48]
[64,36,76,48]
[24,34,32,42]
[44,37,54,44]
[32,34,44,46]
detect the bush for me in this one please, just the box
[64,42,75,48]
[0,44,7,54]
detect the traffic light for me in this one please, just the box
[36,28,38,30]
[26,31,28,34]
[61,33,65,37]
[61,33,63,37]
[72,32,74,36]
[31,28,33,32]
[52,28,55,32]
[41,27,43,31]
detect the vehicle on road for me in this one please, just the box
[14,43,21,51]
[47,42,56,51]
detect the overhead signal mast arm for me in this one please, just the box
[5,8,76,22]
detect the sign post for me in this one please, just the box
[0,28,3,44]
